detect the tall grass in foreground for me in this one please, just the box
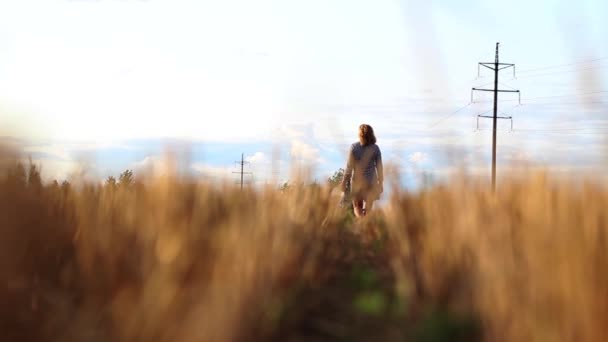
[386,174,608,341]
[2,154,608,341]
[1,160,348,341]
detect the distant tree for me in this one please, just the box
[61,180,70,193]
[27,160,42,190]
[421,171,435,189]
[7,162,27,188]
[328,168,345,189]
[118,169,134,189]
[279,181,290,192]
[309,179,322,192]
[106,176,117,189]
[48,179,60,193]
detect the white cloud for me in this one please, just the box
[23,144,71,160]
[245,152,267,164]
[132,156,160,170]
[290,140,321,164]
[409,151,429,164]
[28,159,80,182]
[190,162,232,181]
[130,155,181,178]
[274,123,323,165]
[275,123,317,141]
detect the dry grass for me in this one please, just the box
[2,149,608,341]
[386,174,608,341]
[0,156,346,341]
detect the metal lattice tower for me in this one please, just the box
[472,42,521,191]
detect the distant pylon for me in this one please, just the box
[472,42,521,191]
[232,153,253,190]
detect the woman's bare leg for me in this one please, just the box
[353,199,365,218]
[366,200,374,213]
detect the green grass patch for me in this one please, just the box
[353,291,387,316]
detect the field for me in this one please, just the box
[2,152,608,341]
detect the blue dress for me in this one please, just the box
[344,142,383,200]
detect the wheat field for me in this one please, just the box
[1,148,608,341]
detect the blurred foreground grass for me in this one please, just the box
[1,152,607,341]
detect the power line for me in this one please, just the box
[476,62,608,82]
[517,57,608,74]
[499,81,518,90]
[428,103,471,128]
[474,126,608,133]
[513,64,608,80]
[514,127,608,132]
[474,104,524,131]
[473,90,608,103]
[521,90,608,101]
[475,81,496,88]
[509,129,608,135]
[515,101,608,106]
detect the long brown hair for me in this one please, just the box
[358,124,376,146]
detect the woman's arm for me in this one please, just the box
[342,147,354,191]
[376,147,383,192]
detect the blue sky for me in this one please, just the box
[1,0,607,187]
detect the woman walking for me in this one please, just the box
[341,124,383,217]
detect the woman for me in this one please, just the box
[341,124,383,217]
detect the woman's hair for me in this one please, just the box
[358,124,376,145]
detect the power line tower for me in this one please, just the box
[471,42,521,191]
[233,153,252,190]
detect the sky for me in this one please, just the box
[1,0,607,187]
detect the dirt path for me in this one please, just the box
[266,215,482,342]
[271,219,410,341]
